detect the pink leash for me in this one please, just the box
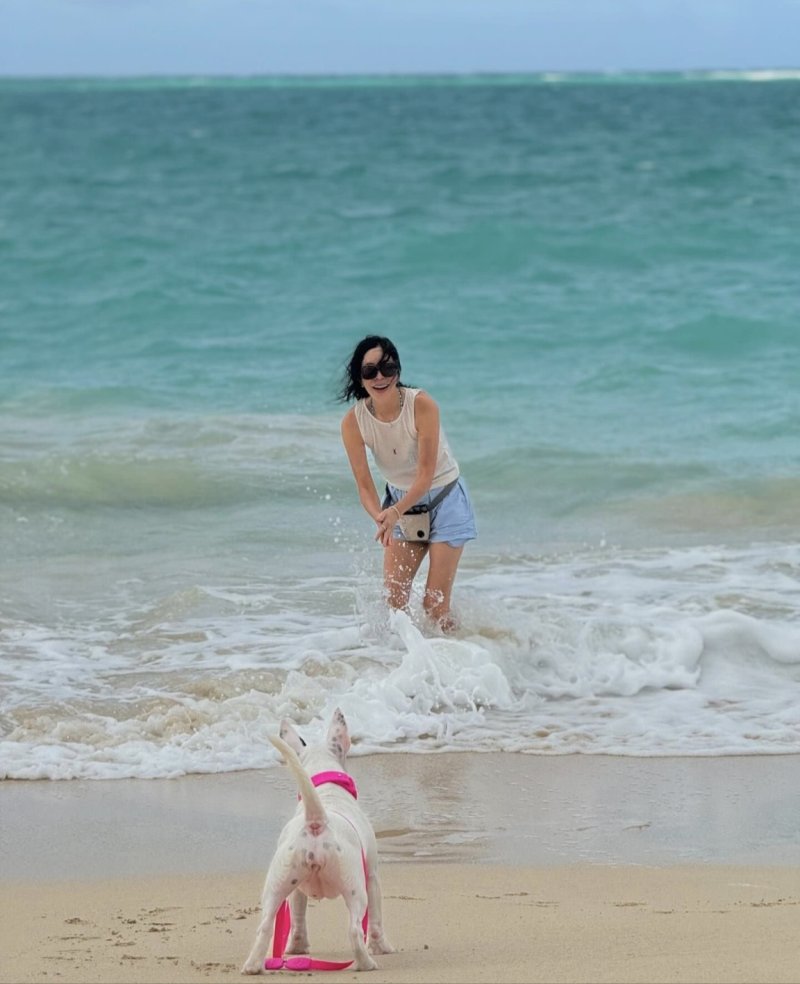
[265,772,369,972]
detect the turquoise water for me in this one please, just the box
[2,75,799,778]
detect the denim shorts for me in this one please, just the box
[385,477,477,548]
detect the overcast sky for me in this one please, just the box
[2,0,800,77]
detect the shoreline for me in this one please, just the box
[4,751,800,880]
[3,752,800,983]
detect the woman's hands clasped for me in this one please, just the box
[375,505,401,547]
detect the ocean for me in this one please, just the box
[1,72,799,780]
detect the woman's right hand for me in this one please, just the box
[374,506,400,547]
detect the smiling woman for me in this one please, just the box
[338,335,477,632]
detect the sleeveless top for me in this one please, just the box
[353,387,460,492]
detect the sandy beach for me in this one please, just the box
[3,752,800,983]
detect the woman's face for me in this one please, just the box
[360,346,399,398]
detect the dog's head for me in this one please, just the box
[279,706,351,770]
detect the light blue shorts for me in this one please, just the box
[385,477,477,548]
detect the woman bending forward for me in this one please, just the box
[340,335,477,632]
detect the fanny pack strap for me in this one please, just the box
[384,477,459,512]
[428,478,459,510]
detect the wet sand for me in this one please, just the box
[2,752,800,982]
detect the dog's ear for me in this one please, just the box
[279,719,306,755]
[327,707,351,767]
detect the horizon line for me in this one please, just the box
[2,66,800,82]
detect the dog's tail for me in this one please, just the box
[269,734,328,835]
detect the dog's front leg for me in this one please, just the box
[285,890,309,954]
[366,871,394,955]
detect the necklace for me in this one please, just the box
[368,386,404,421]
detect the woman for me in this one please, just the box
[339,335,477,632]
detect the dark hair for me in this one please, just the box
[338,335,402,402]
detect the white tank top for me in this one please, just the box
[353,387,460,492]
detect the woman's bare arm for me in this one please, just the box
[341,408,382,520]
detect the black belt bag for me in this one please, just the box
[383,479,459,543]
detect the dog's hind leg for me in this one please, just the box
[366,871,394,955]
[345,887,377,971]
[241,890,285,975]
[285,890,309,954]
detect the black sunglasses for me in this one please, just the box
[361,359,399,380]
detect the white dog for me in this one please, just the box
[241,708,393,974]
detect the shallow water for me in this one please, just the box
[2,74,799,778]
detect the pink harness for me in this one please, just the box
[265,771,369,972]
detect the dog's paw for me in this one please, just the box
[240,959,263,975]
[369,934,395,955]
[355,953,378,971]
